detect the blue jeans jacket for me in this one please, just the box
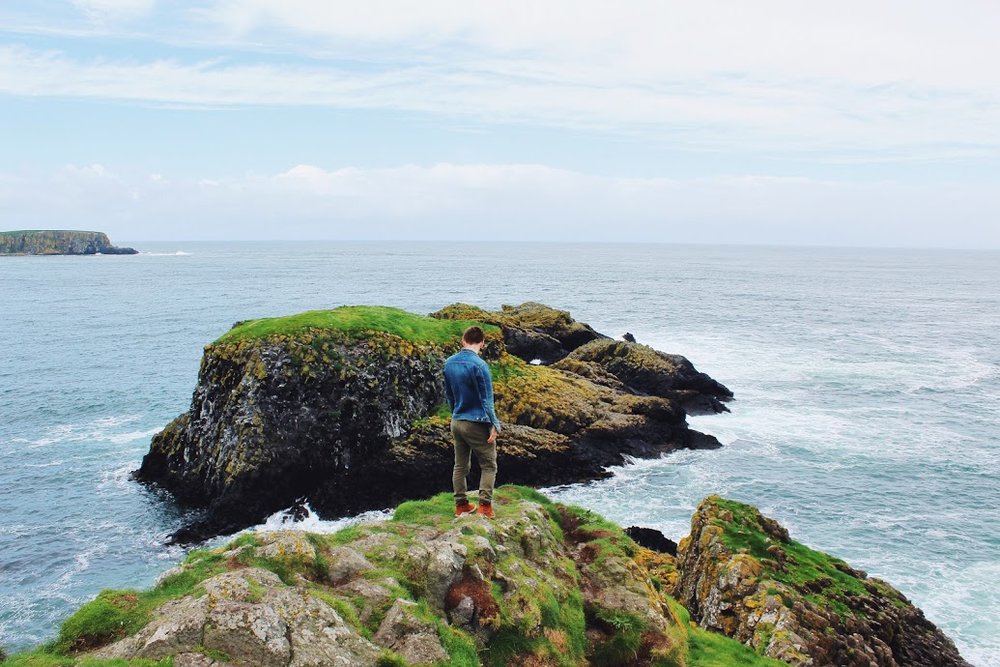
[443,349,502,431]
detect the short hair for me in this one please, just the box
[462,326,485,345]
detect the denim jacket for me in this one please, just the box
[443,349,502,431]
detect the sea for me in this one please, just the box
[0,242,997,665]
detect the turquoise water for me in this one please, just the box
[1,242,998,665]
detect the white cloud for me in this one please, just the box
[0,43,997,161]
[197,1,1000,91]
[0,3,998,160]
[70,0,155,21]
[2,162,997,247]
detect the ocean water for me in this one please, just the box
[1,242,997,665]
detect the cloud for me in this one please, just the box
[70,0,156,21]
[0,42,997,161]
[1,3,999,161]
[2,162,997,247]
[196,1,1000,91]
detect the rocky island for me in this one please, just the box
[0,230,138,255]
[135,302,733,543]
[1,487,969,666]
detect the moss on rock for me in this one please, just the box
[675,497,971,667]
[7,488,796,667]
[137,302,730,543]
[217,305,498,345]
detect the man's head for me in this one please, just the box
[462,326,486,352]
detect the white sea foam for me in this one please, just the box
[107,427,161,445]
[24,415,151,449]
[97,464,136,491]
[256,503,393,534]
[24,459,66,468]
[139,251,193,256]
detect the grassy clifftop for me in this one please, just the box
[2,487,783,667]
[216,306,500,345]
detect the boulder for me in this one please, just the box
[674,496,972,667]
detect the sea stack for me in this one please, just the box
[0,230,138,255]
[135,302,733,542]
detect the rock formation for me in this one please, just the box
[136,303,732,543]
[6,489,968,667]
[0,230,138,255]
[674,497,971,667]
[17,488,787,667]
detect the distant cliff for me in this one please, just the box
[0,230,138,255]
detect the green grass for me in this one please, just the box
[392,491,457,526]
[437,624,480,667]
[687,625,787,667]
[0,651,174,666]
[375,651,410,667]
[215,305,497,344]
[487,357,531,383]
[660,597,784,667]
[52,541,238,653]
[328,524,366,546]
[709,497,883,618]
[588,608,646,666]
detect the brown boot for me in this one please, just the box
[477,501,495,519]
[455,501,477,517]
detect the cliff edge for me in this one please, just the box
[674,497,971,667]
[0,230,138,255]
[1,488,967,667]
[136,303,732,543]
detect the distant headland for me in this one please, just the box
[0,230,138,255]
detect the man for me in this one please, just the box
[443,325,501,518]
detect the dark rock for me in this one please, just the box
[431,301,607,363]
[624,526,677,555]
[623,332,637,343]
[563,340,733,411]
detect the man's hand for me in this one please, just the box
[488,427,498,445]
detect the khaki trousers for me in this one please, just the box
[451,419,498,505]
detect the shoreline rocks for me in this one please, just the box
[674,497,972,667]
[6,488,968,667]
[136,303,733,543]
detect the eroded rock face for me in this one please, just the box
[137,303,731,542]
[674,497,972,667]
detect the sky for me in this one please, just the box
[1,1,998,246]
